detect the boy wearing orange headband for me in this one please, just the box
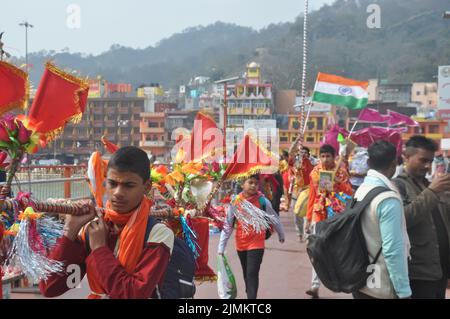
[39,146,174,299]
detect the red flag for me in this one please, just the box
[26,62,89,142]
[178,111,223,163]
[0,61,28,114]
[387,110,419,127]
[358,108,389,123]
[223,134,278,181]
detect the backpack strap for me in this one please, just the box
[356,186,390,265]
[353,186,390,209]
[144,216,159,248]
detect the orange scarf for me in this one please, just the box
[85,197,152,299]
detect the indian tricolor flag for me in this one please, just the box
[312,72,369,110]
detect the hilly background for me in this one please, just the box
[11,0,450,91]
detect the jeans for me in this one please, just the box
[237,249,265,299]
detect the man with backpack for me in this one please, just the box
[353,140,411,299]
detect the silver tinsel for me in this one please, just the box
[232,197,280,235]
[3,216,65,284]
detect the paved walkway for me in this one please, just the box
[8,210,450,299]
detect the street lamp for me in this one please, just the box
[444,11,450,19]
[19,21,33,73]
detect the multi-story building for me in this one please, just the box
[139,112,169,162]
[402,117,450,151]
[40,97,144,163]
[278,103,334,157]
[411,82,438,108]
[224,62,274,151]
[367,79,412,105]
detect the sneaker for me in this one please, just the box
[305,288,319,299]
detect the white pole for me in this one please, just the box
[348,120,358,138]
[302,102,313,134]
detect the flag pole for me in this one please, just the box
[302,101,313,135]
[348,119,358,138]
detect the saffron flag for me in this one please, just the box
[223,134,278,181]
[0,61,28,114]
[312,72,369,110]
[177,111,223,163]
[101,135,119,154]
[26,62,89,143]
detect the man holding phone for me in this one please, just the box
[394,136,450,299]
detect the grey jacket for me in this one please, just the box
[393,172,450,281]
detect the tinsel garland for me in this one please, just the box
[231,195,279,235]
[179,214,200,258]
[3,208,64,283]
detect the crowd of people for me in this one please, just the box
[35,134,450,300]
[254,135,450,299]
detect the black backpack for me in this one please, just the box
[145,217,196,299]
[306,187,388,293]
[84,216,196,299]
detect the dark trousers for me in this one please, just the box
[352,291,378,299]
[237,249,264,299]
[410,276,448,299]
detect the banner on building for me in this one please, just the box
[438,66,450,110]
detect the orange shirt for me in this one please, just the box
[234,192,266,252]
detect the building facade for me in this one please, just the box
[39,97,144,163]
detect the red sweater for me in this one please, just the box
[39,229,172,299]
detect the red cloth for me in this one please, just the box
[26,62,89,143]
[0,61,28,114]
[178,111,222,162]
[235,192,266,251]
[190,217,216,281]
[39,233,171,299]
[224,134,278,180]
[358,108,389,123]
[387,110,419,127]
[0,222,3,299]
[300,157,314,187]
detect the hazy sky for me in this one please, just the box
[1,0,334,56]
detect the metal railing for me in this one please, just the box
[0,165,92,201]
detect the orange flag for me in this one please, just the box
[0,61,28,114]
[26,62,89,143]
[223,134,278,181]
[101,135,119,154]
